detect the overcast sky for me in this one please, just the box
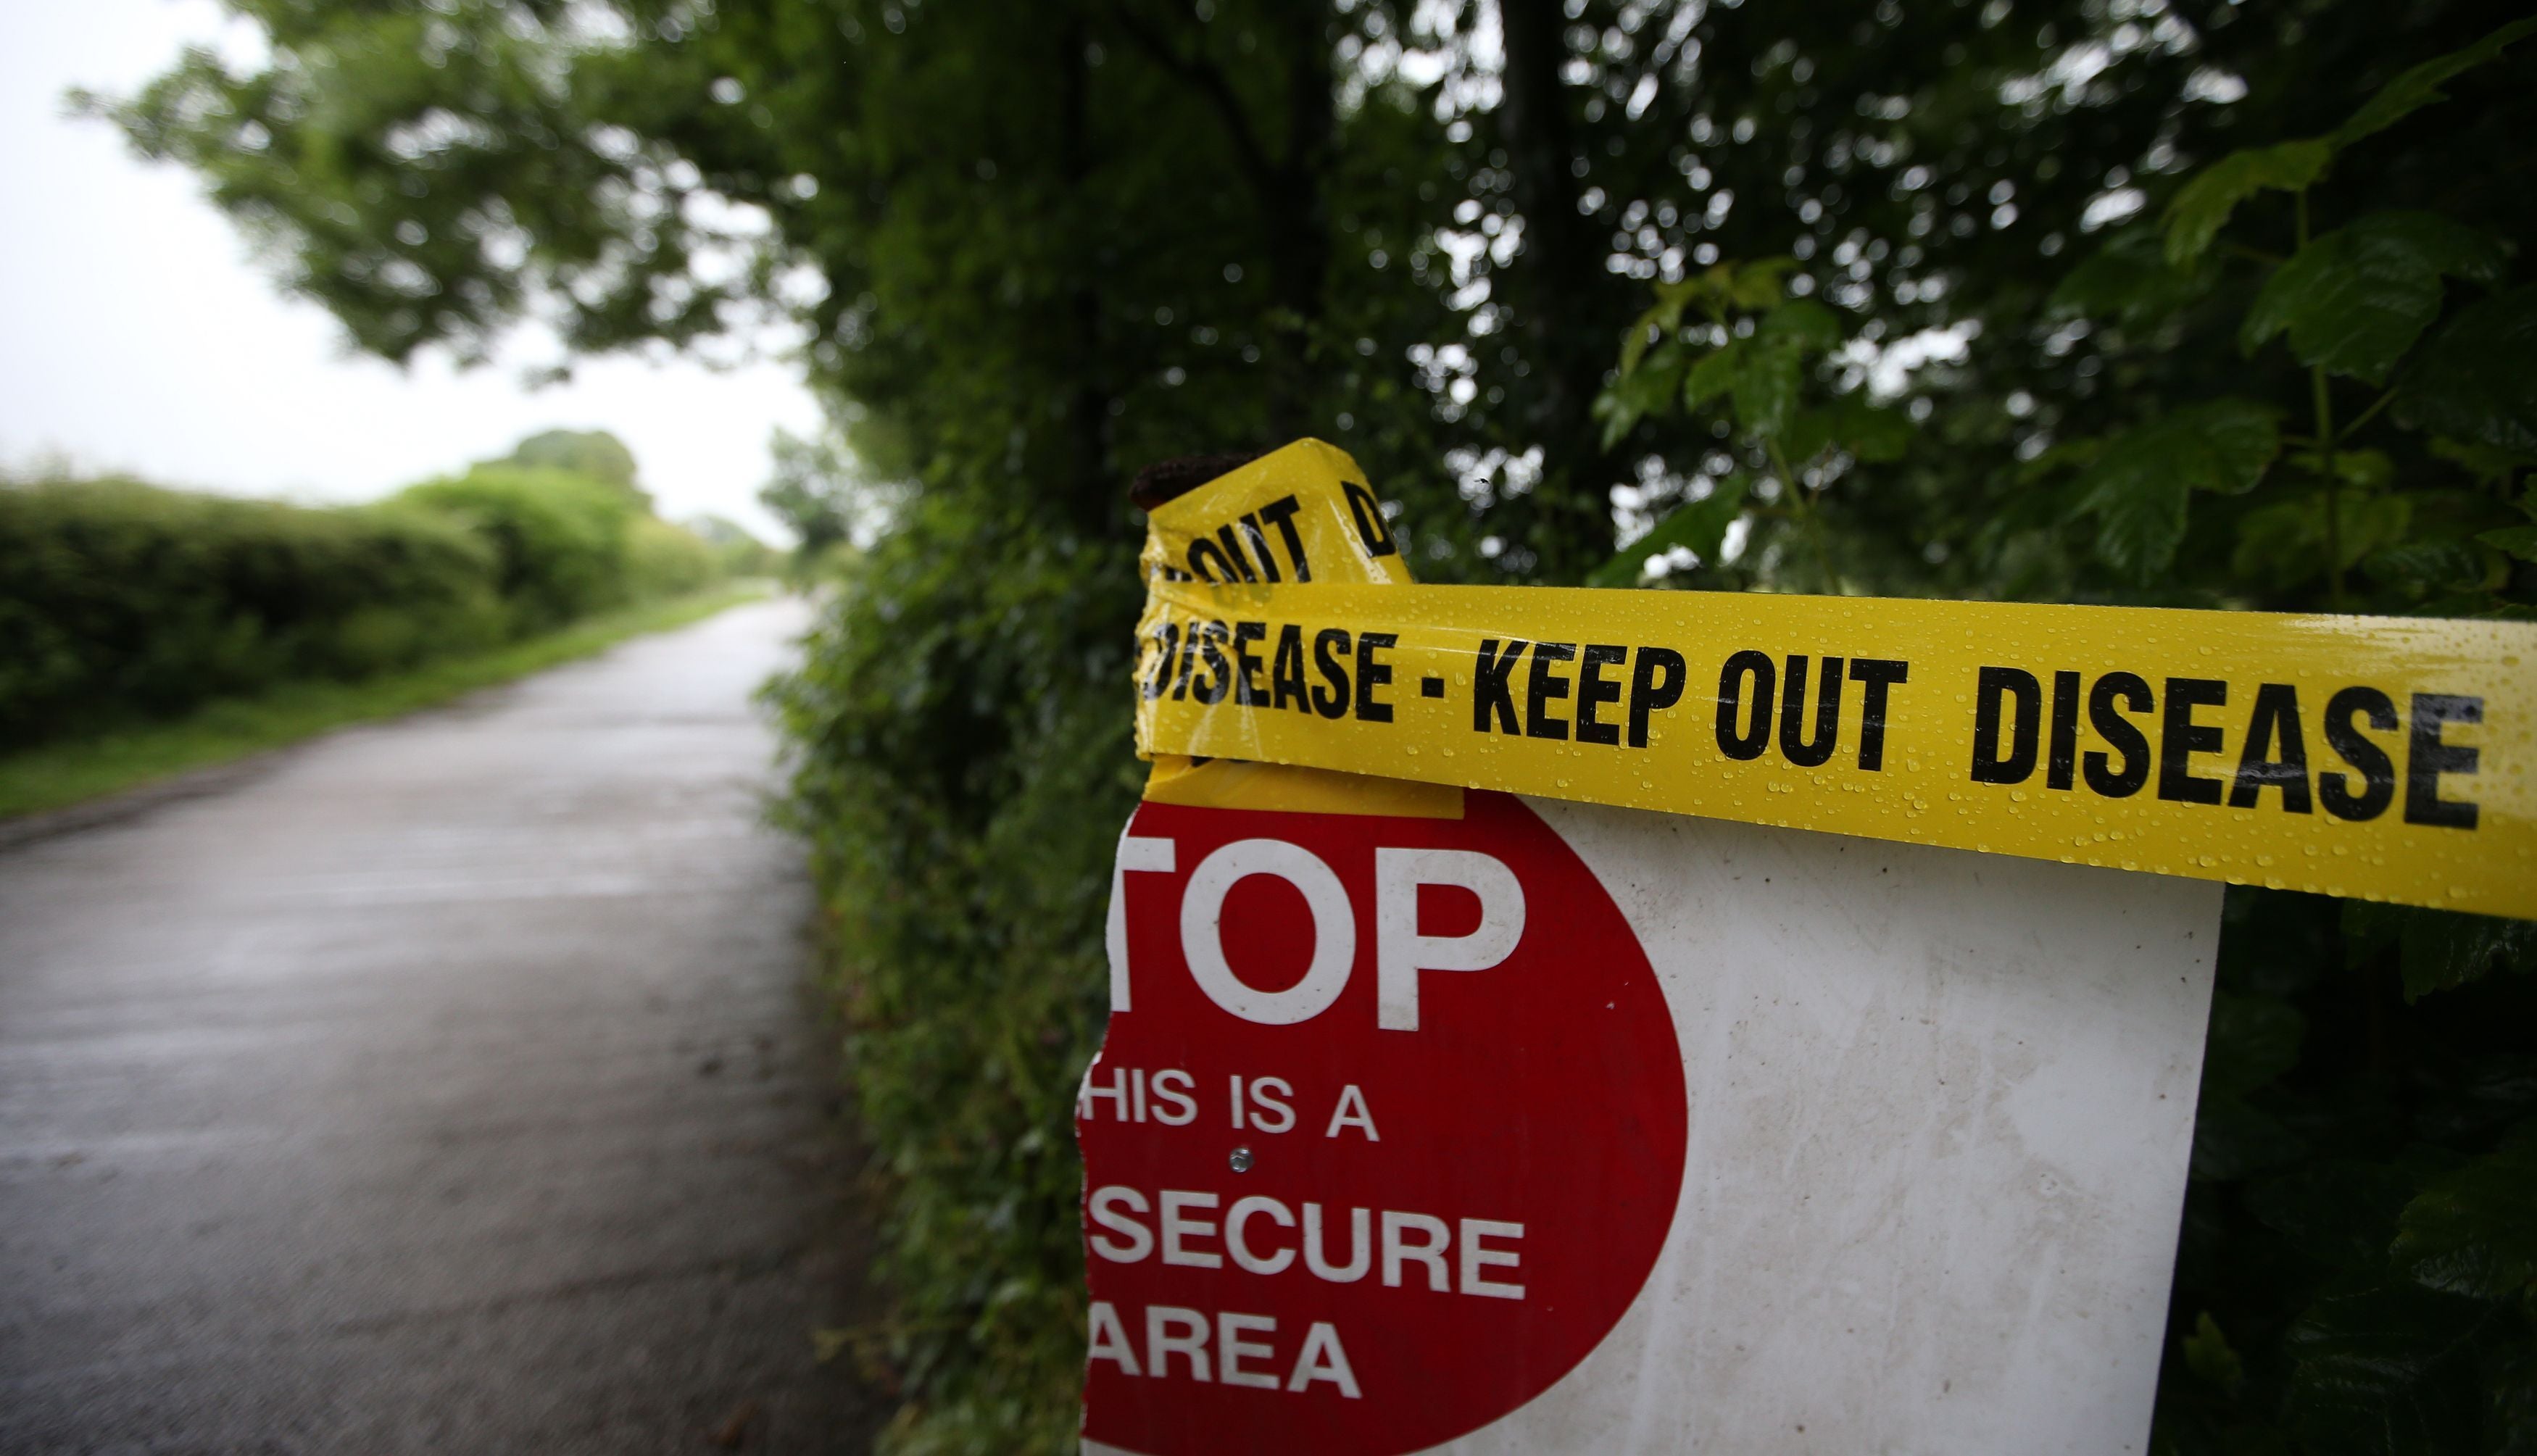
[0,0,822,541]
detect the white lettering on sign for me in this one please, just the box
[1324,1083,1379,1141]
[1114,833,1529,1028]
[1226,1194,1297,1275]
[1288,1319,1362,1397]
[1306,1203,1371,1283]
[1374,847,1527,1031]
[1090,1183,1525,1300]
[1147,1306,1210,1380]
[1381,1211,1450,1291]
[1242,1075,1295,1133]
[1088,1298,1142,1376]
[1161,1190,1224,1268]
[1088,1186,1154,1262]
[1180,839,1356,1024]
[1108,833,1176,1012]
[1150,1069,1197,1125]
[1459,1219,1527,1299]
[1087,1065,1377,1136]
[1218,1311,1279,1389]
[1088,1301,1364,1399]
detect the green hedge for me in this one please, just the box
[767,496,1140,1454]
[0,469,726,749]
[394,465,641,629]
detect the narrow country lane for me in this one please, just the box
[0,599,887,1454]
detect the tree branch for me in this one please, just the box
[1104,0,1287,197]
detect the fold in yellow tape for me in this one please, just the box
[1134,445,2537,919]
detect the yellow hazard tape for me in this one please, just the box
[1132,442,2537,920]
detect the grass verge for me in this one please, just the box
[0,582,774,821]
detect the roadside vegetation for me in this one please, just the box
[1,430,773,818]
[99,4,2537,1452]
[0,583,763,820]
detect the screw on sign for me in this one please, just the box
[1078,789,1688,1456]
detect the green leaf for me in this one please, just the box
[2330,449,2396,492]
[1780,406,1838,465]
[2285,1278,2500,1455]
[1682,339,1746,411]
[2345,902,2537,1001]
[2246,1160,2443,1271]
[2396,287,2537,457]
[2406,907,2529,1002]
[2481,525,2537,562]
[2363,538,2497,599]
[2346,494,2418,567]
[1757,297,1844,354]
[2079,461,2193,581]
[1782,395,1911,465]
[2074,402,2282,581]
[1832,394,1914,462]
[2332,17,2537,149]
[1618,281,1700,377]
[2018,436,2106,484]
[1622,261,1803,376]
[2392,1123,2537,1304]
[2182,1312,2246,1393]
[1589,476,1751,587]
[2241,214,2509,384]
[1724,257,1800,310]
[2164,140,2333,266]
[2431,436,2536,486]
[2052,225,2214,329]
[1731,340,1806,441]
[1594,345,1687,449]
[2205,989,2308,1096]
[2183,402,2289,494]
[2233,494,2415,591]
[2491,1342,2537,1456]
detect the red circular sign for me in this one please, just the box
[1080,790,1688,1455]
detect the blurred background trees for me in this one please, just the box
[94,1,2537,1450]
[0,430,757,747]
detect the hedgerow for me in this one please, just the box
[0,465,728,748]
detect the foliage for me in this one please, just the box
[2,441,730,752]
[1596,258,1914,588]
[625,512,721,598]
[0,474,503,745]
[1600,17,2537,610]
[1595,18,2537,1455]
[396,464,641,627]
[0,583,763,820]
[2027,20,2536,609]
[757,425,898,576]
[763,497,1143,1454]
[685,514,784,577]
[2154,893,2537,1456]
[490,428,650,506]
[103,0,2537,1450]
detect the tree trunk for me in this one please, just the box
[1059,9,1119,533]
[1495,0,1620,581]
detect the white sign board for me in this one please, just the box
[1079,788,2217,1454]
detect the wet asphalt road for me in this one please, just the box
[0,599,887,1455]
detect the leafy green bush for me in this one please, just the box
[395,465,639,628]
[1,462,729,752]
[1595,24,2537,1453]
[766,496,1142,1455]
[0,475,505,745]
[626,514,722,599]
